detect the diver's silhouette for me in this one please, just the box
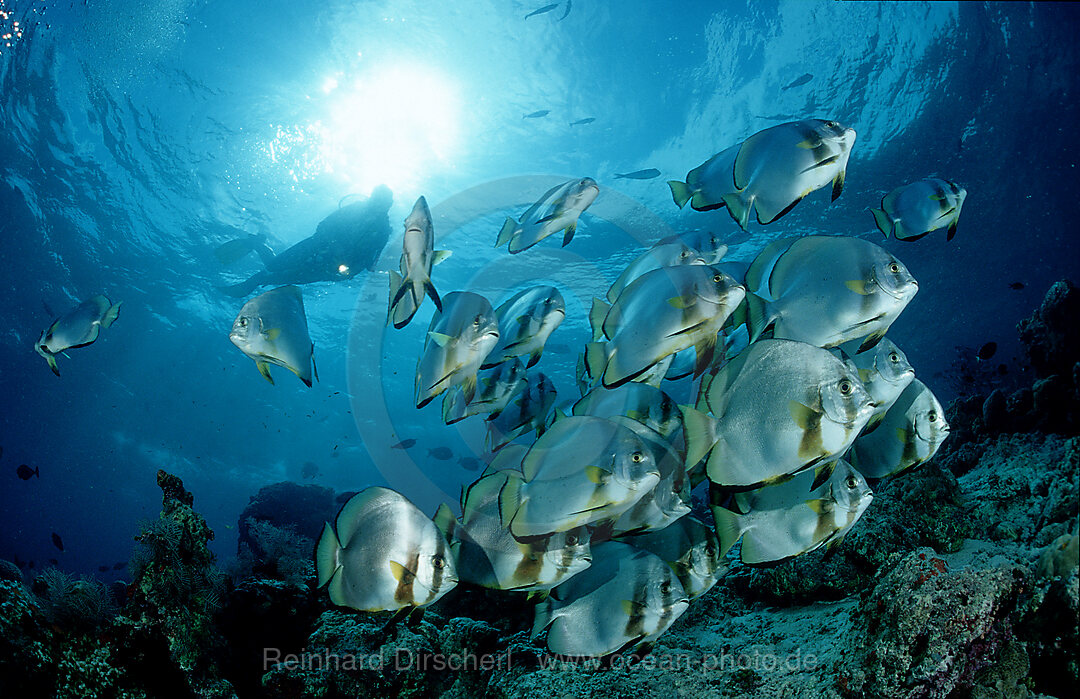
[218,185,393,297]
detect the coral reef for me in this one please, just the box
[237,481,335,560]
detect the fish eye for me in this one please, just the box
[630,451,645,463]
[839,380,853,396]
[566,534,578,546]
[713,274,723,283]
[431,555,446,570]
[472,315,481,327]
[825,120,837,128]
[889,352,900,363]
[845,476,859,489]
[239,317,248,327]
[660,581,671,594]
[889,262,901,274]
[928,411,938,423]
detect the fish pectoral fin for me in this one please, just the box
[45,354,60,376]
[496,217,518,248]
[432,249,452,265]
[388,560,416,584]
[428,331,455,348]
[255,361,275,385]
[584,465,609,484]
[947,219,959,241]
[895,427,910,444]
[858,328,889,353]
[804,498,833,514]
[666,294,697,310]
[262,327,281,342]
[788,400,817,430]
[562,221,577,247]
[621,599,646,615]
[831,168,846,201]
[844,279,873,296]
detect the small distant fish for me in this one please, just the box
[525,4,559,20]
[335,491,360,504]
[51,533,64,552]
[614,168,661,180]
[977,342,998,361]
[391,439,416,449]
[870,178,967,242]
[17,464,39,480]
[428,446,454,460]
[569,117,595,126]
[35,294,122,376]
[301,461,319,479]
[1009,282,1025,290]
[112,561,126,570]
[496,177,599,254]
[458,456,483,471]
[781,73,813,90]
[523,110,550,119]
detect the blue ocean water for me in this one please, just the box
[1,0,1077,580]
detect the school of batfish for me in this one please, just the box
[34,118,961,661]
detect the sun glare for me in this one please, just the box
[319,64,462,195]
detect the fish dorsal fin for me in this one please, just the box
[432,502,458,542]
[809,461,835,491]
[462,470,509,520]
[428,331,455,347]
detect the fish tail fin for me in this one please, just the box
[498,471,524,528]
[100,301,122,329]
[680,405,720,470]
[583,342,608,384]
[869,207,894,239]
[667,180,692,209]
[744,293,773,344]
[588,297,610,341]
[496,217,517,248]
[441,388,468,425]
[531,594,554,640]
[720,193,752,231]
[315,522,342,588]
[710,504,745,559]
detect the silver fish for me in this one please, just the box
[849,379,949,479]
[744,235,918,352]
[485,371,557,452]
[229,285,316,386]
[608,420,691,537]
[687,339,875,489]
[35,295,122,376]
[387,196,452,329]
[483,285,566,369]
[870,178,967,242]
[586,265,745,388]
[655,230,729,265]
[572,383,684,442]
[604,240,710,306]
[315,487,457,611]
[711,459,873,565]
[721,119,856,230]
[415,291,500,409]
[836,337,915,431]
[495,177,599,253]
[620,515,725,600]
[614,168,661,180]
[532,540,689,658]
[499,415,660,538]
[442,357,527,425]
[667,145,740,213]
[434,470,592,591]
